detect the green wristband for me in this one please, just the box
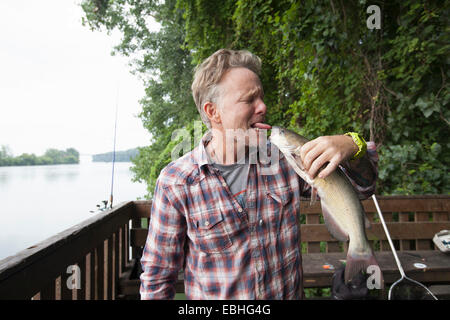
[344,132,367,160]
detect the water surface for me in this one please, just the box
[0,161,147,261]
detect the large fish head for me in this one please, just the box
[269,126,309,155]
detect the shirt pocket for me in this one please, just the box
[189,209,233,253]
[265,186,297,234]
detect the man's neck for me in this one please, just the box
[208,132,248,165]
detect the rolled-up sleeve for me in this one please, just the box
[139,180,186,300]
[340,141,378,199]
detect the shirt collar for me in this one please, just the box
[195,130,213,169]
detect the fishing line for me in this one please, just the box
[109,85,119,209]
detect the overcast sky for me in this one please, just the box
[0,0,156,156]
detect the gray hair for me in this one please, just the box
[191,49,262,128]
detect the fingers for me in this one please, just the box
[317,158,340,179]
[307,152,329,178]
[299,135,349,179]
[299,140,320,170]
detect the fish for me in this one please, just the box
[269,126,382,286]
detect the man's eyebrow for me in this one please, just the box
[240,87,264,99]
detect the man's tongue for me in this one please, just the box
[251,122,272,129]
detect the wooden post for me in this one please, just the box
[114,231,120,300]
[77,257,86,300]
[87,252,95,300]
[124,223,129,269]
[131,218,142,259]
[399,213,411,250]
[415,212,432,250]
[55,276,61,300]
[96,241,105,300]
[107,236,113,300]
[306,214,321,253]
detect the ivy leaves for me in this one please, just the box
[81,0,449,196]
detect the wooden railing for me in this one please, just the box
[0,201,134,300]
[300,194,450,254]
[130,195,450,295]
[0,195,449,300]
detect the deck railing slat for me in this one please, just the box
[39,280,55,300]
[114,231,119,300]
[415,212,432,250]
[87,251,94,300]
[107,236,113,300]
[78,257,86,300]
[96,240,105,300]
[55,276,61,300]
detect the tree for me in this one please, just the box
[81,0,449,196]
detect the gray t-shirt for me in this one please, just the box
[208,148,254,209]
[212,161,249,208]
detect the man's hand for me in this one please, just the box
[299,135,358,179]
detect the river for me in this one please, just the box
[0,159,148,261]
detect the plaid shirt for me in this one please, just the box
[140,133,378,300]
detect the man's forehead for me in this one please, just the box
[220,68,263,95]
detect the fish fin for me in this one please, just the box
[321,202,349,242]
[309,187,318,206]
[292,147,305,170]
[345,248,384,289]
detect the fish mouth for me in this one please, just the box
[269,126,294,153]
[269,126,284,147]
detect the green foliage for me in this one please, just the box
[81,0,449,197]
[0,146,79,166]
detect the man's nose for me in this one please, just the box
[255,98,267,115]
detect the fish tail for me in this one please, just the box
[345,248,384,289]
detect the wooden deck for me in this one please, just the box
[0,195,449,300]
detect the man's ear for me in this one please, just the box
[203,102,221,125]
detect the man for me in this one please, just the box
[140,49,377,299]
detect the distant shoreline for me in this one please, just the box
[0,147,79,167]
[0,162,78,168]
[0,147,140,167]
[92,148,138,163]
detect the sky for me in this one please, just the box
[0,0,157,157]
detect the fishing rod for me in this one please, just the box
[109,86,119,209]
